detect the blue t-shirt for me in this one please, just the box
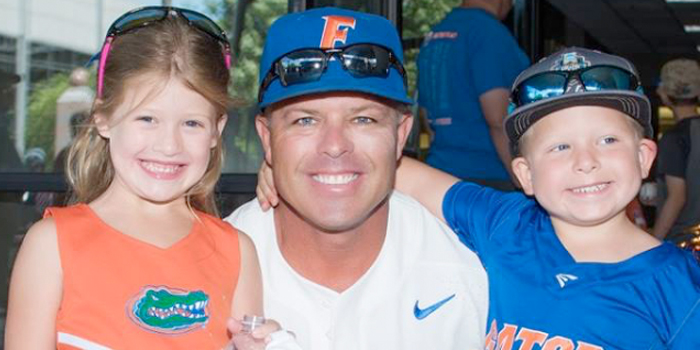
[417,8,529,181]
[443,181,700,349]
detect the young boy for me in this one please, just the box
[394,48,700,348]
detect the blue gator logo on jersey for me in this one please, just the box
[128,286,210,334]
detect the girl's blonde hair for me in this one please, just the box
[67,16,230,215]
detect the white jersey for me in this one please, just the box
[225,191,487,350]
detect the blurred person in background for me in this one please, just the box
[417,0,529,190]
[654,58,700,241]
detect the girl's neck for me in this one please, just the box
[551,212,661,263]
[88,181,196,249]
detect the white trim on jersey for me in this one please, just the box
[57,332,113,350]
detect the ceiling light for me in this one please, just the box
[667,0,700,3]
[685,25,700,32]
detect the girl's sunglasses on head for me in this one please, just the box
[95,6,231,98]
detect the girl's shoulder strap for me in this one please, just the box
[195,210,239,235]
[194,210,241,263]
[44,203,90,219]
[43,204,102,257]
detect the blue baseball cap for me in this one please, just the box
[258,7,411,108]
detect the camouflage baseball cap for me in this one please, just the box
[659,58,700,99]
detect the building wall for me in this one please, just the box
[0,0,149,55]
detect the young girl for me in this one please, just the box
[5,6,280,349]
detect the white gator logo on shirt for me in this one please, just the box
[555,273,578,288]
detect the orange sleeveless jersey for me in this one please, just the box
[47,204,240,349]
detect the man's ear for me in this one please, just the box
[211,114,228,148]
[638,138,657,179]
[511,156,534,195]
[395,112,414,160]
[255,114,273,166]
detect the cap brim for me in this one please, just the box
[260,79,413,109]
[506,90,653,142]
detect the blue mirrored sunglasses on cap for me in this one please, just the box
[511,65,641,108]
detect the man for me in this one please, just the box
[654,58,700,241]
[225,7,487,350]
[417,0,529,190]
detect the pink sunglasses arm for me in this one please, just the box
[97,37,113,98]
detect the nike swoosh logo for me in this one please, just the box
[413,294,456,320]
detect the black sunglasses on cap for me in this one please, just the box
[258,43,408,103]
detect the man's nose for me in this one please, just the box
[318,122,353,158]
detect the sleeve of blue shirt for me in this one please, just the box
[469,20,529,96]
[442,181,533,262]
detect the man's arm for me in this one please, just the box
[479,88,516,183]
[653,175,686,239]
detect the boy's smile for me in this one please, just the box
[512,105,656,227]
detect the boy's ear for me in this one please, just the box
[255,114,273,166]
[637,138,658,178]
[511,156,534,195]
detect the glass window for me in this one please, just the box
[0,0,288,175]
[221,0,288,173]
